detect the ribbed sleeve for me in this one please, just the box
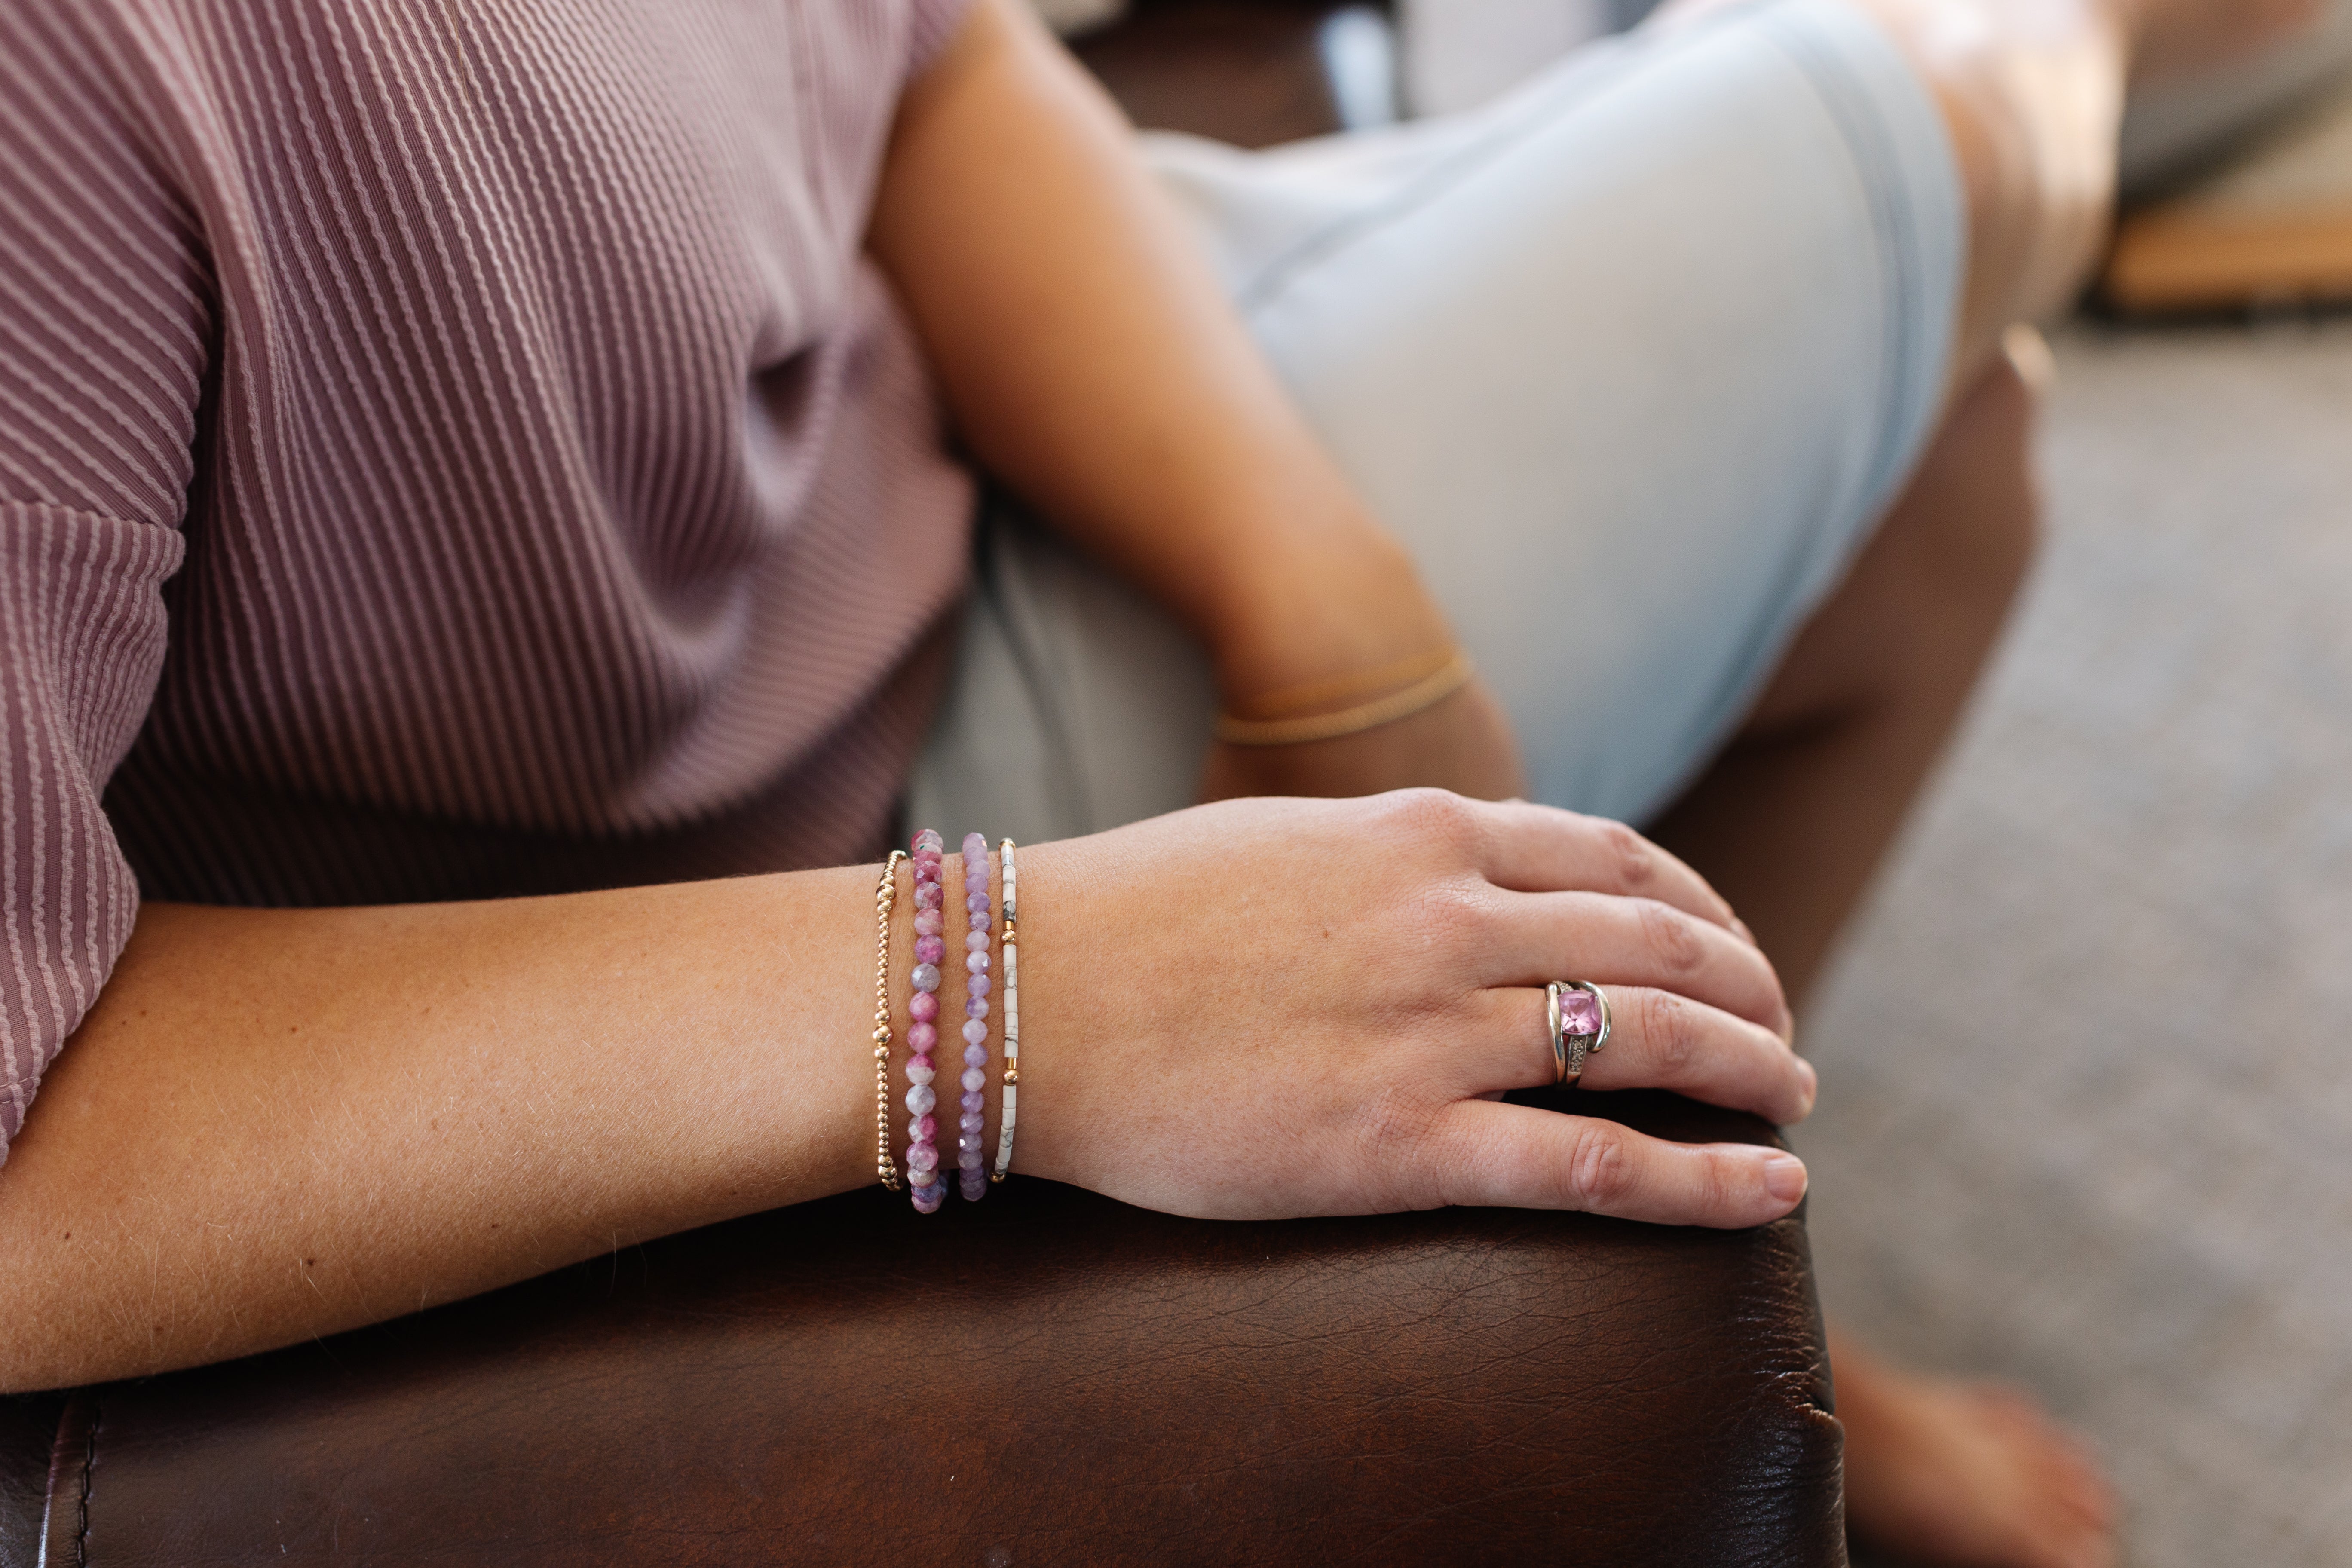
[0,0,980,1157]
[0,3,202,1154]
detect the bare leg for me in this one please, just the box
[1637,2,2322,1560]
[1647,345,2039,1008]
[1648,342,2121,1568]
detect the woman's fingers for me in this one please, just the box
[1485,888,1793,1036]
[1467,799,1746,937]
[1467,985,1815,1125]
[1429,1098,1808,1228]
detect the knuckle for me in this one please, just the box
[1417,1112,1489,1211]
[1362,1083,1441,1158]
[1362,1088,1452,1204]
[1640,990,1701,1078]
[1636,897,1707,978]
[1565,1122,1635,1211]
[1687,1147,1731,1217]
[1381,787,1481,861]
[1596,818,1656,893]
[1406,878,1498,965]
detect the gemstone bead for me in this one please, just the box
[968,974,991,997]
[967,891,990,913]
[964,1041,989,1068]
[961,1067,986,1093]
[959,1143,986,1169]
[1561,988,1604,1037]
[969,911,990,931]
[908,1021,937,1053]
[906,1057,936,1086]
[911,1114,937,1142]
[916,935,946,965]
[913,830,944,852]
[911,962,940,992]
[914,910,943,937]
[965,951,989,974]
[964,832,987,854]
[906,1084,937,1116]
[909,991,938,1023]
[913,882,942,910]
[961,1018,987,1047]
[959,1111,985,1133]
[965,930,989,952]
[908,1145,939,1173]
[965,998,989,1021]
[911,1185,944,1214]
[961,1090,985,1113]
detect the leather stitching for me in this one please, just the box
[74,1397,98,1568]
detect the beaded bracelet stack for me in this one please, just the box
[879,828,1019,1212]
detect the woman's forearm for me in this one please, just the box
[866,0,1451,701]
[1,795,1820,1392]
[0,868,882,1390]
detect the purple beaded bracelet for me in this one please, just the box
[955,831,995,1204]
[905,830,949,1213]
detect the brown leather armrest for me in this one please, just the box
[17,1089,1844,1566]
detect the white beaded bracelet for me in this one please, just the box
[992,838,1020,1182]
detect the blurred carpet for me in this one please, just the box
[1800,315,2352,1567]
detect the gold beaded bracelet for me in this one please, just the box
[870,849,907,1191]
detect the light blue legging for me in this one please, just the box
[910,0,1962,843]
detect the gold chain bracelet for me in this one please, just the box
[870,850,906,1191]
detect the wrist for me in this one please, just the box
[1196,524,1455,708]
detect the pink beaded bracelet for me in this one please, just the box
[905,829,949,1213]
[954,832,994,1204]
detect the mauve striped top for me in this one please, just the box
[0,0,978,1157]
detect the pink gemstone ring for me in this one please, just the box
[1546,981,1612,1086]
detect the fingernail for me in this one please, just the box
[1797,1058,1819,1115]
[1763,1154,1808,1204]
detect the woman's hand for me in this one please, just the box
[1011,789,1812,1227]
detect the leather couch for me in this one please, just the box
[6,1091,1841,1567]
[0,9,1850,1564]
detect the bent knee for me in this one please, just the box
[1743,347,2043,731]
[1844,0,2125,345]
